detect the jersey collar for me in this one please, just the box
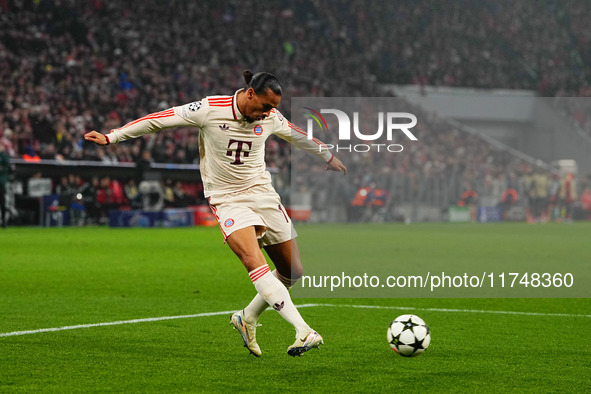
[232,90,243,121]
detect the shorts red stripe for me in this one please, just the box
[208,201,228,239]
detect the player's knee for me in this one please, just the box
[276,263,303,284]
[290,263,304,281]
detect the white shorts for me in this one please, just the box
[208,183,297,247]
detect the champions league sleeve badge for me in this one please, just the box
[188,101,202,112]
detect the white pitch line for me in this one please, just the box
[298,303,591,318]
[0,310,235,338]
[1,303,590,338]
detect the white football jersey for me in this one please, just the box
[106,90,332,197]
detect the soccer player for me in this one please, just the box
[84,70,346,357]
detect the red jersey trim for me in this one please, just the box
[289,122,329,150]
[231,95,238,120]
[117,109,175,131]
[208,97,233,107]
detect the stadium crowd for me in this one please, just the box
[371,0,591,95]
[4,0,591,160]
[1,0,590,221]
[0,0,381,164]
[48,173,202,224]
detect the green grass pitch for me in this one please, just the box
[0,223,590,392]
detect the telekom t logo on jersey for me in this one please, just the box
[303,107,418,153]
[227,139,252,165]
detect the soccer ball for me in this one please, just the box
[387,314,431,357]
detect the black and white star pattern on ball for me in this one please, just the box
[410,336,426,353]
[401,317,419,332]
[397,336,426,357]
[189,101,201,112]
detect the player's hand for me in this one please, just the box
[326,156,347,175]
[84,131,109,146]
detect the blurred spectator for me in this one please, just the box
[559,173,577,222]
[135,150,153,184]
[0,143,11,227]
[96,176,115,223]
[163,178,176,208]
[79,176,100,224]
[350,184,372,222]
[457,183,478,207]
[499,186,519,220]
[365,185,391,222]
[532,169,550,221]
[124,179,141,209]
[173,181,195,207]
[55,175,76,207]
[581,186,591,212]
[163,179,194,208]
[23,145,41,162]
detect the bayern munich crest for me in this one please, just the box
[254,125,263,135]
[224,218,235,227]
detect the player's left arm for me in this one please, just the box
[272,110,347,175]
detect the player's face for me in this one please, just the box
[243,88,281,123]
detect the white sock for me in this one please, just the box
[247,265,310,336]
[244,270,295,322]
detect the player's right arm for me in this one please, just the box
[84,99,208,145]
[272,110,347,175]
